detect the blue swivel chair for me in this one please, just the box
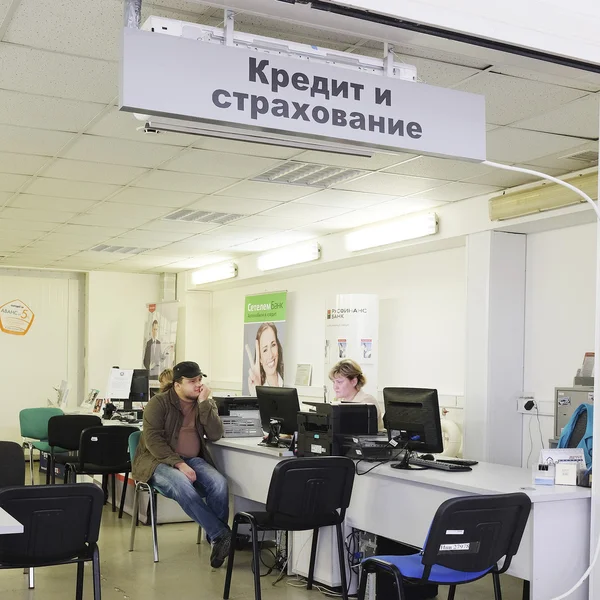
[358,492,531,600]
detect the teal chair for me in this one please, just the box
[128,431,201,563]
[19,407,66,484]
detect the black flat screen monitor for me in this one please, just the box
[122,369,149,412]
[383,387,443,454]
[256,386,300,435]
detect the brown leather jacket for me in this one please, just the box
[131,387,224,483]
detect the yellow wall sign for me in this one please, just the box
[0,299,35,336]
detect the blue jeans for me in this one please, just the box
[150,457,229,541]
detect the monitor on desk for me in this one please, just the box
[115,369,149,414]
[383,388,443,467]
[256,386,300,436]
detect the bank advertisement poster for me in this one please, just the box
[243,292,287,396]
[142,302,178,384]
[325,294,379,402]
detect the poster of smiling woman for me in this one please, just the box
[243,292,287,396]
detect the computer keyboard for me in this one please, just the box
[436,458,479,467]
[405,457,472,472]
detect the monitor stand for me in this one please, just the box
[260,419,289,448]
[392,450,416,470]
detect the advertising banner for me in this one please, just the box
[243,292,287,396]
[142,302,178,384]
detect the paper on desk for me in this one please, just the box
[540,448,585,468]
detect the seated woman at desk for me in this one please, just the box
[329,359,383,430]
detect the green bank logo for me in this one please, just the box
[244,292,287,323]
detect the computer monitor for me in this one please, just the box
[122,369,149,413]
[256,386,300,438]
[383,388,443,468]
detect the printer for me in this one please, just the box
[296,402,378,457]
[214,396,262,438]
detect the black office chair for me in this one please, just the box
[358,492,532,600]
[223,456,355,600]
[0,483,104,599]
[47,415,102,484]
[64,425,139,518]
[0,441,25,487]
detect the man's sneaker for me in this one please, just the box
[210,531,231,568]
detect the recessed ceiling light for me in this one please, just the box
[163,209,243,225]
[90,245,147,255]
[253,162,362,188]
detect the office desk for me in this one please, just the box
[0,507,23,535]
[211,438,591,600]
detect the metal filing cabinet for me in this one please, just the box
[555,386,594,439]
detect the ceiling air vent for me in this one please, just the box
[253,162,362,187]
[163,209,242,225]
[561,150,599,163]
[91,245,146,254]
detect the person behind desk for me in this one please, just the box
[158,368,173,392]
[329,359,383,430]
[131,361,232,568]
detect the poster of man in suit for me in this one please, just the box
[142,302,178,383]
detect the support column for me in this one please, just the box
[464,231,526,466]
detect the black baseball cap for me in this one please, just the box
[173,361,207,380]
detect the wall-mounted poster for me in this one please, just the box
[0,299,35,336]
[243,292,287,396]
[142,302,178,384]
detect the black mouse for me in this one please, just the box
[420,454,435,461]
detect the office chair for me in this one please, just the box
[0,483,104,600]
[47,415,102,484]
[128,431,203,563]
[358,492,532,600]
[223,456,356,600]
[0,441,25,487]
[19,407,65,484]
[64,425,139,518]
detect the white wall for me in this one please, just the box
[522,222,596,465]
[209,246,466,398]
[86,271,159,396]
[0,269,84,441]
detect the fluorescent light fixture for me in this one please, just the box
[257,241,321,271]
[144,117,374,158]
[489,171,598,221]
[346,213,438,252]
[191,261,237,285]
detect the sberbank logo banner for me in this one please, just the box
[244,292,287,323]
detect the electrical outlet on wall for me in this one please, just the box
[517,392,536,414]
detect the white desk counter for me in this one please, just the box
[211,439,591,600]
[0,507,23,535]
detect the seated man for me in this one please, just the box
[132,361,231,567]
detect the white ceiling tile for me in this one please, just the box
[491,65,600,93]
[457,72,587,126]
[26,178,120,200]
[0,43,117,103]
[134,170,236,194]
[113,229,192,244]
[139,220,220,235]
[0,89,104,132]
[294,189,395,209]
[408,57,480,87]
[486,128,588,163]
[208,225,274,242]
[32,238,94,251]
[0,207,74,224]
[232,215,300,231]
[2,256,55,268]
[220,180,318,201]
[111,187,201,208]
[88,203,171,221]
[0,218,54,232]
[293,150,415,171]
[42,159,147,186]
[366,197,446,217]
[464,164,568,187]
[0,192,11,204]
[166,254,238,270]
[302,211,363,232]
[335,172,448,195]
[191,195,280,214]
[9,194,97,213]
[525,141,599,170]
[0,153,52,176]
[0,230,40,243]
[0,124,74,156]
[63,135,184,168]
[262,203,351,220]
[384,156,492,181]
[164,149,283,179]
[0,174,29,192]
[87,109,195,147]
[511,94,600,138]
[54,224,129,238]
[71,213,150,229]
[409,182,501,202]
[229,231,318,253]
[193,136,303,159]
